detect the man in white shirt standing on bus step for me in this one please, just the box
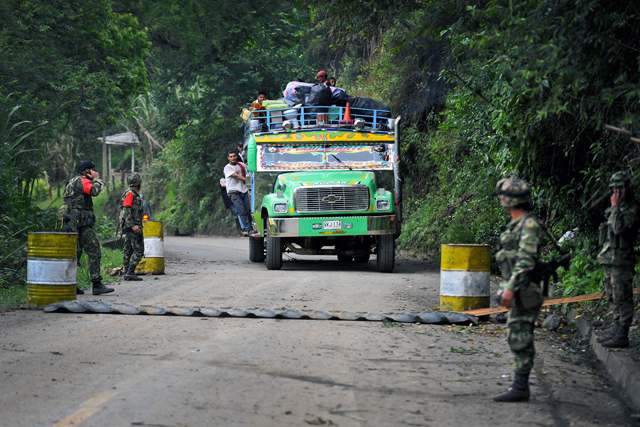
[224,150,256,236]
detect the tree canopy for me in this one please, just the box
[2,0,640,300]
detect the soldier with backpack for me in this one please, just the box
[61,160,114,295]
[120,172,145,281]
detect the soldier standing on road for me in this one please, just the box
[596,171,639,348]
[120,172,145,281]
[62,160,114,295]
[493,178,544,402]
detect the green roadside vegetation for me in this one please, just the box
[2,0,639,307]
[310,0,640,299]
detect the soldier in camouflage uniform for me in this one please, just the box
[596,171,639,348]
[120,172,145,281]
[61,160,114,295]
[493,178,544,402]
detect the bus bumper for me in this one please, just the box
[265,215,396,237]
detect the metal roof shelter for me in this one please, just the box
[98,132,140,183]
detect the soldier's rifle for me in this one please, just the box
[535,222,572,297]
[532,253,572,297]
[60,195,78,232]
[593,291,606,312]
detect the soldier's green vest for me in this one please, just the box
[120,188,144,228]
[60,175,96,232]
[496,231,518,283]
[597,202,639,266]
[495,215,544,310]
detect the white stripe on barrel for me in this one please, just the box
[143,236,164,258]
[27,259,77,285]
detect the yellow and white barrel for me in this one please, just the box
[440,244,490,312]
[27,232,77,308]
[135,221,164,275]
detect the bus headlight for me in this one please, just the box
[273,202,288,214]
[376,199,390,211]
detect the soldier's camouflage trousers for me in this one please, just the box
[123,231,144,268]
[603,265,635,327]
[507,295,542,374]
[77,226,102,282]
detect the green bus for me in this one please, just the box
[244,106,402,272]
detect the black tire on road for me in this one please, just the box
[376,234,395,273]
[353,254,370,263]
[337,255,353,263]
[265,225,283,270]
[249,236,265,262]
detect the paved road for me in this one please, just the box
[0,237,634,426]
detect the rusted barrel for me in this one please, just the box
[135,221,164,275]
[440,244,491,312]
[27,232,77,308]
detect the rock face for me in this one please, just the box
[542,314,562,331]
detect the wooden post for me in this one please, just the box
[102,130,107,187]
[108,145,112,186]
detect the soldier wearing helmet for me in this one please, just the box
[596,171,639,348]
[493,178,543,402]
[61,160,113,295]
[120,172,145,281]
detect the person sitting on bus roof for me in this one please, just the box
[329,77,336,87]
[249,91,267,112]
[317,71,329,87]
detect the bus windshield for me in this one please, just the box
[258,144,392,170]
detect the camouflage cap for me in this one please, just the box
[495,178,532,207]
[609,171,632,188]
[127,172,142,187]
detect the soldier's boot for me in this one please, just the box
[596,322,619,343]
[493,372,530,402]
[602,325,630,348]
[76,287,84,295]
[92,281,114,295]
[123,265,143,281]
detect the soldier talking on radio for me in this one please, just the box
[60,160,114,295]
[595,171,639,348]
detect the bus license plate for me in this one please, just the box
[323,220,342,230]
